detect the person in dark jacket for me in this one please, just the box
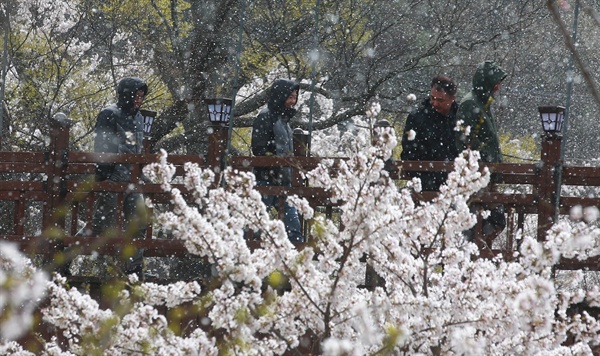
[251,78,304,242]
[401,75,459,191]
[456,61,508,247]
[91,76,149,274]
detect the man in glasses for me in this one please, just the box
[401,75,459,191]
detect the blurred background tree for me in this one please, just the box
[1,0,598,162]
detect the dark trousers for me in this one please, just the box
[91,190,147,272]
[256,180,304,242]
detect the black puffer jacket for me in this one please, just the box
[94,77,148,182]
[251,79,299,185]
[401,98,459,191]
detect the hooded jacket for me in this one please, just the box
[94,77,148,181]
[456,61,507,163]
[401,97,459,191]
[251,79,300,185]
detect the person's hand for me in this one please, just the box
[118,144,135,154]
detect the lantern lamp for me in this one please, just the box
[204,98,233,124]
[139,109,157,135]
[538,106,566,135]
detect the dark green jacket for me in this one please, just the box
[456,61,507,163]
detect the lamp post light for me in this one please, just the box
[538,106,566,136]
[204,98,233,125]
[140,109,157,135]
[139,109,157,152]
[537,105,566,237]
[204,98,233,179]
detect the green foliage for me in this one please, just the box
[323,0,376,56]
[231,127,252,156]
[499,131,540,163]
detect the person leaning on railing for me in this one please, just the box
[251,78,304,243]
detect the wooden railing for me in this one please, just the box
[1,115,600,272]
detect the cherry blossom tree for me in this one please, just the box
[2,128,600,354]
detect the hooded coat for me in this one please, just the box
[456,61,507,163]
[251,79,300,185]
[401,97,459,191]
[94,77,148,182]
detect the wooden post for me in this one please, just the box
[206,124,228,186]
[44,113,72,270]
[143,138,153,153]
[292,128,309,239]
[45,113,73,230]
[537,133,562,241]
[293,128,309,157]
[292,128,308,187]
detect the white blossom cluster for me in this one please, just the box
[311,117,373,158]
[125,276,202,308]
[2,131,600,354]
[40,275,216,355]
[0,242,47,341]
[365,102,381,118]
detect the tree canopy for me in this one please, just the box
[4,0,599,160]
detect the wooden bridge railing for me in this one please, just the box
[1,115,600,271]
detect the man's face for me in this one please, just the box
[133,90,145,109]
[429,87,455,116]
[284,90,298,109]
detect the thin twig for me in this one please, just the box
[547,0,600,108]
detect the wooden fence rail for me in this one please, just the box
[1,116,600,271]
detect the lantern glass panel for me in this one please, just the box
[205,98,232,123]
[139,109,157,135]
[538,106,565,134]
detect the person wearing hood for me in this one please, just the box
[251,78,304,243]
[457,61,507,247]
[456,60,507,163]
[91,76,149,275]
[401,75,459,191]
